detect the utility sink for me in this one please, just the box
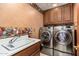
[1,36,35,51]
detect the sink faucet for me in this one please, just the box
[8,35,20,48]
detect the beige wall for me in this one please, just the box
[0,3,43,38]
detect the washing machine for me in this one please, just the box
[53,25,75,56]
[39,26,54,56]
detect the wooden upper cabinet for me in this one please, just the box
[50,7,62,24]
[44,7,62,25]
[61,4,73,24]
[44,11,51,25]
[44,3,74,25]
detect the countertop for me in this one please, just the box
[0,36,40,56]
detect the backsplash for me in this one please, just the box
[0,26,32,39]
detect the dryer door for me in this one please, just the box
[40,31,52,48]
[54,30,72,45]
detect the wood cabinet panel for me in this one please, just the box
[44,7,62,25]
[62,4,73,24]
[72,4,79,56]
[31,49,40,56]
[13,42,40,56]
[44,11,51,25]
[77,27,79,55]
[50,7,62,24]
[77,4,79,51]
[44,4,74,25]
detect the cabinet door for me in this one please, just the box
[13,42,40,56]
[50,7,62,24]
[75,4,79,56]
[77,27,79,55]
[44,11,51,25]
[31,49,40,56]
[62,4,73,24]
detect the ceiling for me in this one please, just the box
[36,3,67,11]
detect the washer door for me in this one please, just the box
[54,30,72,45]
[40,31,51,47]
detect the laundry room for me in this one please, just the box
[39,3,78,56]
[0,3,79,56]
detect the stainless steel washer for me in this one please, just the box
[39,26,54,56]
[53,25,74,56]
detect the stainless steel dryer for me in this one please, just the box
[53,25,74,56]
[39,26,54,56]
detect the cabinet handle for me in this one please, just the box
[74,46,79,50]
